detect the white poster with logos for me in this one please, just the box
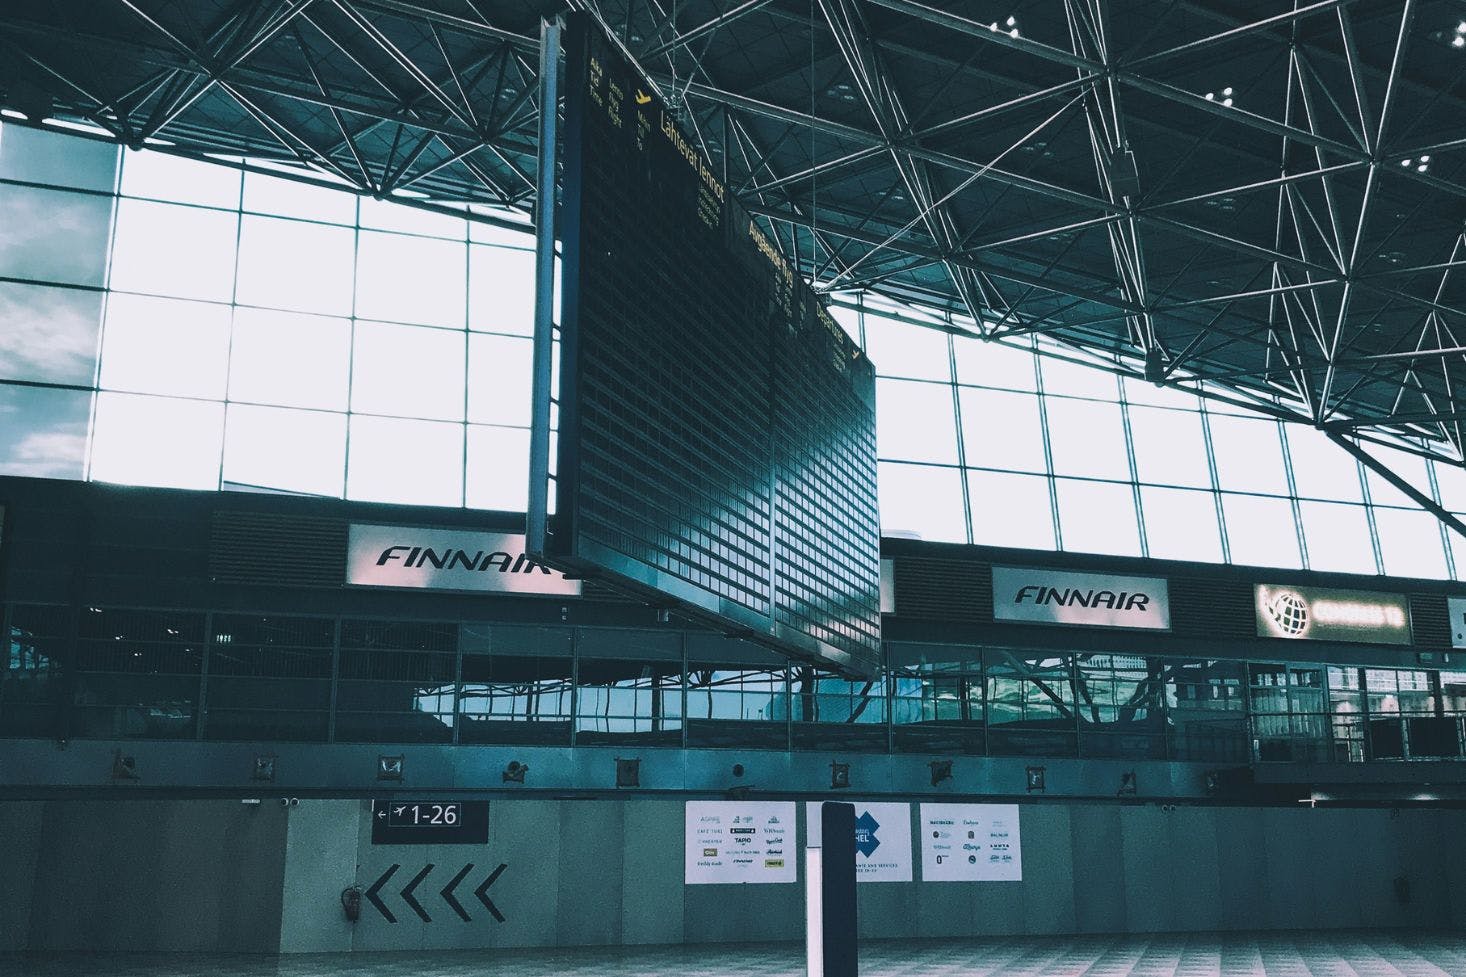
[919,803,1021,882]
[346,524,581,596]
[685,801,796,884]
[805,801,912,882]
[992,567,1170,631]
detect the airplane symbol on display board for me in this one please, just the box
[635,89,652,105]
[395,806,407,817]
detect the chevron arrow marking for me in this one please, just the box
[366,864,399,923]
[474,863,508,923]
[401,863,434,923]
[440,863,474,922]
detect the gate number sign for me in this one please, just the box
[371,800,490,845]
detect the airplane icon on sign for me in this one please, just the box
[394,806,407,817]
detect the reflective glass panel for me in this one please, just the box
[1039,354,1119,400]
[953,335,1037,391]
[1140,486,1223,563]
[0,383,91,479]
[346,415,464,507]
[863,315,950,381]
[235,215,355,316]
[221,403,346,497]
[109,198,238,302]
[1360,443,1435,508]
[355,230,466,327]
[120,151,240,209]
[1044,397,1131,480]
[1298,501,1376,574]
[466,424,529,512]
[0,184,113,287]
[227,308,351,411]
[1056,478,1141,556]
[359,196,466,238]
[878,461,966,542]
[0,281,103,385]
[1127,405,1211,488]
[967,470,1055,549]
[351,320,466,421]
[876,379,958,464]
[1221,493,1302,568]
[1208,415,1289,495]
[467,333,532,426]
[1286,426,1364,502]
[959,388,1047,473]
[1122,376,1205,410]
[0,123,118,191]
[242,169,357,224]
[1372,507,1450,579]
[468,244,535,336]
[90,391,224,489]
[99,293,231,399]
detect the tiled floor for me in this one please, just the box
[2,932,1465,977]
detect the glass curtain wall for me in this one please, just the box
[2,120,1465,579]
[5,601,1466,762]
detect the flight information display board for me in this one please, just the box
[539,14,880,676]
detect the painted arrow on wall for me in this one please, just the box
[365,863,509,923]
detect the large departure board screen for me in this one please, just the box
[539,14,880,675]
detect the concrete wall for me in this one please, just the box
[16,799,288,952]
[276,798,1466,953]
[3,797,1462,954]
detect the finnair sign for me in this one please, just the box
[992,566,1170,631]
[346,524,581,596]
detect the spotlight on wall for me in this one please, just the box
[732,763,745,778]
[1204,770,1220,795]
[251,755,277,783]
[929,759,954,786]
[1025,765,1046,793]
[1118,771,1137,796]
[111,749,140,781]
[615,757,640,788]
[376,754,404,781]
[830,761,851,790]
[502,760,528,784]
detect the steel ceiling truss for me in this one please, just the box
[5,0,1466,467]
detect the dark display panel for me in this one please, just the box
[371,800,490,845]
[548,14,880,675]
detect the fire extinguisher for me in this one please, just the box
[341,885,362,922]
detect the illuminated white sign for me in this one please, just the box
[346,524,580,596]
[1254,584,1411,645]
[684,801,796,884]
[992,567,1170,631]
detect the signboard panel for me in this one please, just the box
[347,524,581,596]
[992,567,1170,631]
[1254,584,1411,645]
[805,801,911,882]
[1448,597,1466,649]
[370,800,490,845]
[918,803,1021,882]
[685,801,796,884]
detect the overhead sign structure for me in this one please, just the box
[1255,584,1411,645]
[347,524,581,596]
[370,800,490,846]
[919,803,1021,882]
[992,567,1170,631]
[806,801,911,882]
[685,801,796,884]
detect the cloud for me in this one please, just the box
[0,429,88,479]
[0,282,103,383]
